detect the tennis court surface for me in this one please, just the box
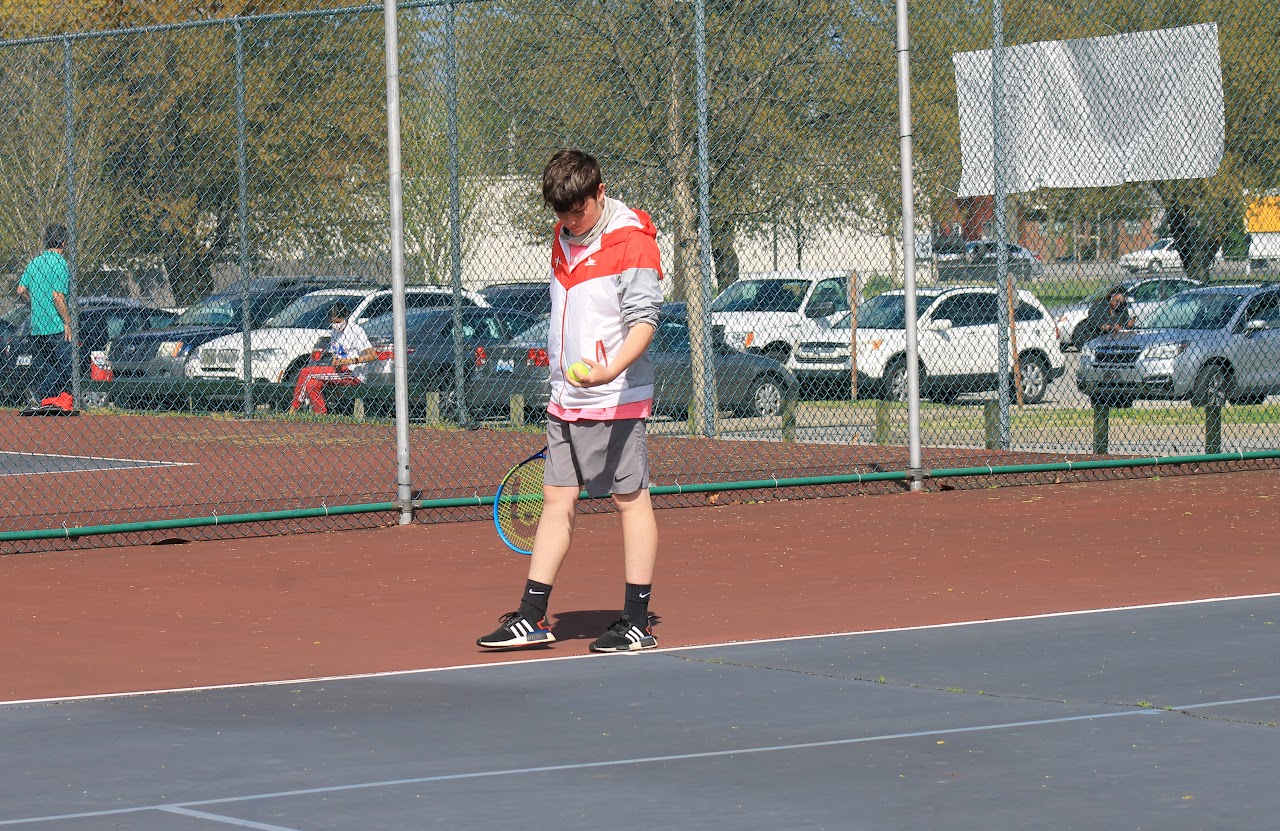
[2,470,1278,828]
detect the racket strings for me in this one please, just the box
[495,458,545,553]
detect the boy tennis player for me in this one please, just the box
[478,149,664,653]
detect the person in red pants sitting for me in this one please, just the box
[290,303,378,414]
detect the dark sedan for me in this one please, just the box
[0,298,177,406]
[468,303,797,421]
[311,307,539,418]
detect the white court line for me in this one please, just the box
[2,691,1280,824]
[158,807,304,831]
[3,590,1278,708]
[0,707,1167,827]
[5,690,1280,827]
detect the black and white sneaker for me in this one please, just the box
[476,611,556,648]
[589,616,657,653]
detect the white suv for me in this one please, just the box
[189,286,487,383]
[710,270,856,364]
[791,285,1066,404]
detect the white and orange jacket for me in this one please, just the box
[548,199,664,412]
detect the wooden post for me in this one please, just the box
[509,393,526,427]
[1006,281,1024,406]
[781,398,797,442]
[352,397,365,421]
[1205,403,1222,454]
[424,391,441,424]
[1092,402,1110,455]
[848,269,860,401]
[983,400,1000,450]
[875,399,893,445]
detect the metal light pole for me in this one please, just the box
[895,0,923,489]
[383,0,414,524]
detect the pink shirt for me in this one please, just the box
[549,399,652,422]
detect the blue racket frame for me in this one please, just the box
[492,447,547,555]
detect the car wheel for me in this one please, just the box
[1017,354,1050,405]
[761,343,790,364]
[281,356,311,384]
[741,374,787,418]
[880,359,911,402]
[1191,364,1230,408]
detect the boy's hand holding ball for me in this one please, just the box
[568,360,592,385]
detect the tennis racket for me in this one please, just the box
[493,447,547,555]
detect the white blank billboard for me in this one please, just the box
[954,23,1224,198]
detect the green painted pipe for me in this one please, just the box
[2,449,1277,544]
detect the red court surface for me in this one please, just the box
[2,468,1277,703]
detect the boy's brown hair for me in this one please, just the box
[542,149,603,213]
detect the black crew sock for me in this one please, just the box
[623,583,652,629]
[517,579,553,623]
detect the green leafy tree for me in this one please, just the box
[3,1,388,305]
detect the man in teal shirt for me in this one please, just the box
[16,224,72,403]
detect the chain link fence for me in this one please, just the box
[1,1,1277,552]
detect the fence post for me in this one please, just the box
[509,393,525,427]
[983,400,1000,450]
[875,399,893,445]
[781,398,797,442]
[1092,403,1110,455]
[1205,403,1223,454]
[424,391,441,424]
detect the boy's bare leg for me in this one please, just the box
[527,485,580,585]
[613,488,657,584]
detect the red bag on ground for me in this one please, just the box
[40,392,75,412]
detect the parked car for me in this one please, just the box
[1117,237,1223,273]
[189,286,487,384]
[469,303,797,420]
[104,277,381,385]
[710,270,856,364]
[309,306,538,418]
[790,285,1066,404]
[1053,276,1202,350]
[938,240,1044,279]
[0,297,177,405]
[1076,283,1280,409]
[479,281,551,319]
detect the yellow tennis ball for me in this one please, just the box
[568,361,591,381]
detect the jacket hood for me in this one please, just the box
[555,200,658,253]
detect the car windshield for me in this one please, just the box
[712,279,810,313]
[175,293,299,328]
[832,293,931,330]
[264,294,357,329]
[512,317,550,344]
[1143,291,1248,330]
[175,296,243,327]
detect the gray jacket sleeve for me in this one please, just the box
[618,266,663,328]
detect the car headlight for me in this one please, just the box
[1081,344,1095,362]
[1144,341,1188,360]
[250,347,284,361]
[157,340,186,359]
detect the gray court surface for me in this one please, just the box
[3,595,1278,830]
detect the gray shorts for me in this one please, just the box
[544,415,650,497]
